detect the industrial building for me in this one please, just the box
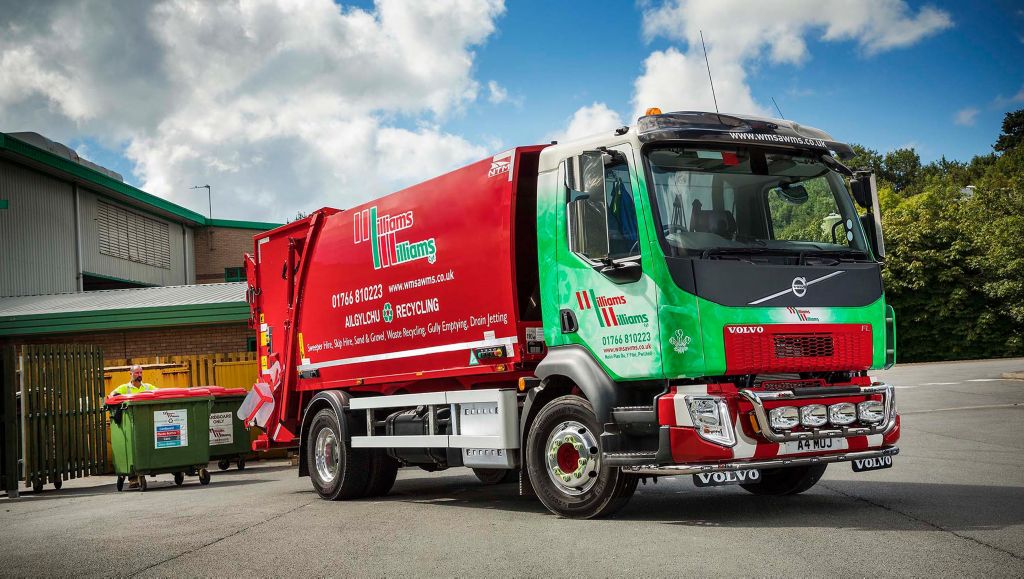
[0,131,280,360]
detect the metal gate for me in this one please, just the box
[1,347,18,497]
[6,345,108,493]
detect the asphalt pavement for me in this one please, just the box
[2,358,1023,577]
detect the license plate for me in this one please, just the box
[779,437,847,455]
[692,469,760,487]
[852,455,894,472]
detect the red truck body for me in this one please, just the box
[247,147,546,443]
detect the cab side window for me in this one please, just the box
[566,151,641,262]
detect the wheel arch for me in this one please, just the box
[298,390,352,478]
[533,345,620,424]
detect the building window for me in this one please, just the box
[97,201,171,269]
[246,336,257,352]
[224,267,245,282]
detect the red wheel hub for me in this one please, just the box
[556,442,580,473]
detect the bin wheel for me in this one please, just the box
[218,459,230,471]
[116,476,125,492]
[32,479,44,493]
[138,476,147,492]
[237,458,246,471]
[174,472,185,487]
[198,468,211,486]
[53,478,63,490]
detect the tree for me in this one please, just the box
[880,148,922,193]
[994,109,1024,153]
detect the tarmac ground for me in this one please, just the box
[2,357,1023,576]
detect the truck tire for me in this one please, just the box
[364,450,399,497]
[526,395,638,519]
[740,465,827,496]
[307,408,371,500]
[473,468,518,485]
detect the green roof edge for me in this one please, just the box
[0,133,281,230]
[206,218,283,230]
[0,301,250,336]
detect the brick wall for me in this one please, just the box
[193,226,258,284]
[2,323,252,361]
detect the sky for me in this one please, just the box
[1,0,1021,222]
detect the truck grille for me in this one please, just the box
[774,335,833,358]
[723,323,872,373]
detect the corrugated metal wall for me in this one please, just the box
[0,159,77,297]
[78,189,190,286]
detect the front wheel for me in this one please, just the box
[740,465,827,495]
[198,468,211,486]
[526,395,637,519]
[174,472,185,487]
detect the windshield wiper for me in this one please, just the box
[700,247,798,260]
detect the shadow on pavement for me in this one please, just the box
[4,473,271,503]
[344,474,1024,531]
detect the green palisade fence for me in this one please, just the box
[16,345,107,491]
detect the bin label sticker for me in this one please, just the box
[210,412,234,446]
[154,408,188,448]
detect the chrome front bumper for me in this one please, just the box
[623,446,899,477]
[738,382,898,443]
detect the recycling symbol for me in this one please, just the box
[382,302,393,323]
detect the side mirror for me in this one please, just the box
[567,151,610,260]
[850,172,873,209]
[599,260,642,284]
[854,172,885,259]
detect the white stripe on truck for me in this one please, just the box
[296,336,518,372]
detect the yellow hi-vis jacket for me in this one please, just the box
[110,382,156,396]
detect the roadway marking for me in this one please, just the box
[901,402,1022,415]
[920,382,960,386]
[966,378,1003,382]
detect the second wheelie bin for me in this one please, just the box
[107,388,214,491]
[205,386,252,471]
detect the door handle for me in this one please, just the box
[559,309,578,333]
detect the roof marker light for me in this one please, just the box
[645,107,662,116]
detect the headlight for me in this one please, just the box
[769,406,799,430]
[858,400,885,424]
[799,404,828,427]
[686,396,735,447]
[828,402,857,425]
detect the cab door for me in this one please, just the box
[554,143,661,380]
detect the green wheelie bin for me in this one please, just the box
[106,388,214,492]
[206,386,252,471]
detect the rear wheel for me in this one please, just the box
[740,465,827,495]
[198,468,211,486]
[526,395,637,519]
[116,476,125,492]
[473,468,518,485]
[173,472,185,487]
[217,459,231,471]
[138,476,147,492]
[237,458,246,471]
[364,450,400,497]
[307,408,371,500]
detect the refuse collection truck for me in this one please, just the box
[240,109,900,518]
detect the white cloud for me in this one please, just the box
[553,102,624,142]
[954,107,979,127]
[0,0,505,221]
[992,86,1024,109]
[633,0,952,119]
[487,80,508,104]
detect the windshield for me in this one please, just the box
[645,146,869,257]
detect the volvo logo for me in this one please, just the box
[727,326,764,334]
[747,271,845,305]
[791,277,807,298]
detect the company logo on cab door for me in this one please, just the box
[354,206,437,270]
[574,289,649,327]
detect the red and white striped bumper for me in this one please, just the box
[651,381,900,467]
